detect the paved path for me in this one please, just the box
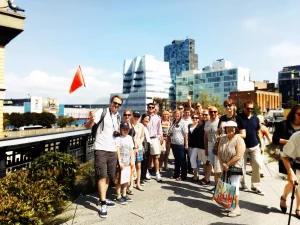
[57,158,299,225]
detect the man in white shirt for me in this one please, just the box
[86,95,122,218]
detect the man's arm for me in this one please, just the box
[86,110,96,129]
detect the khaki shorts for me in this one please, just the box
[197,149,207,163]
[150,138,161,155]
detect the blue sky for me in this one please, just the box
[4,0,300,103]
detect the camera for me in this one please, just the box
[167,132,172,137]
[113,131,120,137]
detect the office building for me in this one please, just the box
[112,55,172,114]
[164,38,198,100]
[278,65,300,107]
[176,59,254,104]
[229,90,281,112]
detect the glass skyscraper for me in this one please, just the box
[164,38,198,101]
[111,55,172,115]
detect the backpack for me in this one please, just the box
[91,108,107,138]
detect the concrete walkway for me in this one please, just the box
[57,159,299,225]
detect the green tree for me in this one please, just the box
[253,104,261,115]
[37,112,56,128]
[23,112,39,125]
[9,113,24,128]
[67,116,76,125]
[287,98,298,109]
[3,113,10,130]
[57,117,68,128]
[235,100,244,114]
[197,91,225,115]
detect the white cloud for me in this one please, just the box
[4,67,123,104]
[269,41,300,59]
[241,18,276,34]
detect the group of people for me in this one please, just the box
[86,95,300,219]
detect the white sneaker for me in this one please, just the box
[156,173,162,182]
[146,170,151,180]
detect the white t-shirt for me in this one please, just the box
[93,108,120,152]
[182,118,193,129]
[115,135,134,165]
[282,131,300,165]
[204,119,219,148]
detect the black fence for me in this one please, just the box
[0,130,93,177]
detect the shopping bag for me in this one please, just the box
[213,178,236,209]
[120,166,131,184]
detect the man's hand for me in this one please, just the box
[184,144,188,150]
[205,149,208,156]
[88,110,95,120]
[160,137,164,145]
[287,170,299,186]
[119,162,124,170]
[186,94,191,100]
[260,147,264,155]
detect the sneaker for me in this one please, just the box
[140,180,145,186]
[146,171,151,180]
[156,173,162,182]
[99,204,108,218]
[240,184,249,192]
[122,195,132,202]
[106,200,116,208]
[251,187,265,196]
[115,197,126,205]
[210,186,216,193]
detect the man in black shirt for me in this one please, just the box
[238,101,264,196]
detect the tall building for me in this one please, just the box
[278,65,300,108]
[111,55,172,114]
[176,59,254,104]
[164,38,198,100]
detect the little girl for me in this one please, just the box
[115,122,135,204]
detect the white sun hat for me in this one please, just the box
[223,121,237,127]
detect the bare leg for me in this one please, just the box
[281,182,294,208]
[205,164,212,181]
[121,183,128,196]
[98,178,109,201]
[214,172,222,186]
[135,162,141,188]
[154,155,159,173]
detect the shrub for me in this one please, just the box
[0,170,67,224]
[29,151,80,194]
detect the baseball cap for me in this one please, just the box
[223,121,237,127]
[120,122,130,129]
[133,111,140,117]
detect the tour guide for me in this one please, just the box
[86,95,123,218]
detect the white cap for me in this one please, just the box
[223,121,237,127]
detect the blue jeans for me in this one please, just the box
[171,144,187,179]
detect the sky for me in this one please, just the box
[3,0,300,104]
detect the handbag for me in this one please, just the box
[227,167,243,176]
[265,143,282,161]
[213,173,236,209]
[212,141,219,156]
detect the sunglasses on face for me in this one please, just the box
[179,108,184,110]
[133,115,140,118]
[124,114,131,117]
[196,105,201,108]
[113,102,122,106]
[224,104,232,108]
[202,114,208,116]
[148,106,155,109]
[209,111,217,114]
[192,117,199,119]
[246,108,254,111]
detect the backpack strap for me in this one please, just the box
[98,108,107,131]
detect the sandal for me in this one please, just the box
[280,196,287,213]
[175,177,181,181]
[199,178,210,185]
[296,210,300,219]
[127,187,134,195]
[135,186,144,191]
[227,211,241,217]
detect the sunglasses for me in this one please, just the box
[113,102,122,106]
[148,106,155,109]
[133,115,140,118]
[246,108,254,111]
[192,117,199,119]
[202,114,208,116]
[179,107,184,110]
[196,105,201,108]
[124,114,131,117]
[224,104,232,108]
[209,111,217,114]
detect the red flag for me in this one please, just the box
[69,66,86,94]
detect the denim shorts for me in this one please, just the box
[135,149,143,162]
